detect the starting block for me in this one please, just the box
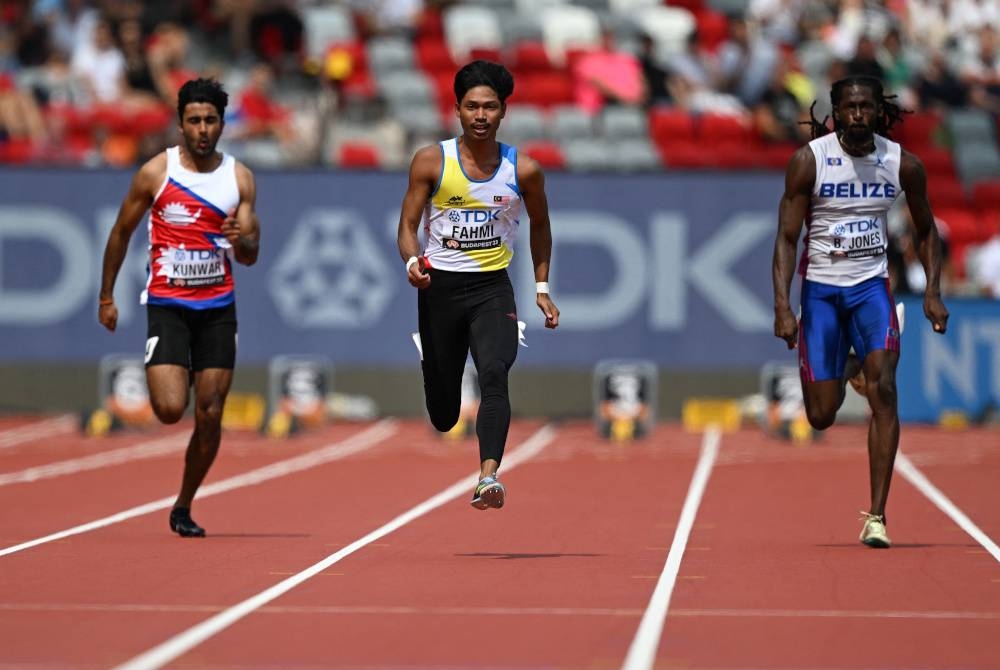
[759,361,819,443]
[265,355,333,438]
[222,392,267,431]
[682,397,741,433]
[83,354,157,436]
[593,359,657,441]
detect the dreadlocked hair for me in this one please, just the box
[801,76,910,141]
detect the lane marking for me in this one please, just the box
[5,603,998,620]
[0,432,189,486]
[0,421,397,558]
[896,451,1000,564]
[622,426,721,670]
[0,415,77,450]
[112,424,556,670]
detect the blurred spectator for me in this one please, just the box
[146,22,197,107]
[249,0,303,71]
[846,34,886,81]
[571,29,645,115]
[877,26,921,106]
[958,25,1000,113]
[118,17,160,102]
[70,16,126,106]
[916,49,969,111]
[968,233,1000,298]
[231,62,296,145]
[715,14,779,107]
[637,32,672,108]
[669,29,745,116]
[753,58,811,144]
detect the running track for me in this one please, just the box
[0,414,997,669]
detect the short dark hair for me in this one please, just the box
[453,60,514,104]
[176,78,229,122]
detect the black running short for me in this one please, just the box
[145,302,237,371]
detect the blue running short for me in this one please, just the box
[798,276,900,382]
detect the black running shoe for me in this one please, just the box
[169,507,206,537]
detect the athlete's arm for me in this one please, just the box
[397,145,439,289]
[98,153,164,332]
[224,161,260,266]
[772,145,815,349]
[519,154,559,329]
[900,149,949,334]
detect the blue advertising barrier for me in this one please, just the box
[0,167,789,369]
[897,297,1000,423]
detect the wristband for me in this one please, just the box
[99,298,114,305]
[406,256,419,272]
[535,281,550,294]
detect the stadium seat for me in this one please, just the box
[563,137,613,171]
[501,105,548,144]
[696,9,729,52]
[510,41,554,73]
[600,106,648,140]
[337,141,381,169]
[894,110,943,149]
[301,5,356,63]
[918,146,957,179]
[611,139,662,171]
[415,37,457,76]
[935,206,987,245]
[367,37,415,75]
[697,113,754,146]
[632,5,697,57]
[443,5,504,63]
[972,179,1000,211]
[947,109,997,144]
[954,143,1000,186]
[928,176,970,209]
[608,0,662,12]
[549,105,595,141]
[658,140,716,168]
[521,140,566,169]
[649,107,696,145]
[540,5,602,66]
[513,71,575,107]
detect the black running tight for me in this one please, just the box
[417,269,519,465]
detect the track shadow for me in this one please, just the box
[206,533,312,539]
[455,552,604,560]
[815,543,976,549]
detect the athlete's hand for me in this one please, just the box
[924,294,949,334]
[537,294,559,329]
[221,210,242,246]
[98,301,118,332]
[407,256,430,289]
[774,307,798,349]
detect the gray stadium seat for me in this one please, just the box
[947,109,997,144]
[398,106,445,136]
[563,138,613,171]
[600,106,648,140]
[954,143,1000,186]
[367,37,415,75]
[611,139,661,171]
[541,5,602,65]
[443,5,504,62]
[301,6,355,62]
[378,71,437,109]
[501,13,544,45]
[501,105,548,144]
[549,105,595,141]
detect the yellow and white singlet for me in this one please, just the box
[422,138,521,272]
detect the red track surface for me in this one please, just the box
[0,416,997,669]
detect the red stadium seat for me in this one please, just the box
[512,71,574,108]
[697,113,754,145]
[416,37,456,76]
[935,206,986,245]
[337,141,381,169]
[521,140,566,170]
[511,41,554,73]
[971,179,1000,211]
[649,108,696,146]
[919,146,957,179]
[928,177,969,209]
[658,141,716,168]
[894,111,943,149]
[696,10,729,52]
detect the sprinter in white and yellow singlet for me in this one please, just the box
[397,61,559,511]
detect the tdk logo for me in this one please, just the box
[839,217,880,233]
[452,209,500,224]
[819,182,896,198]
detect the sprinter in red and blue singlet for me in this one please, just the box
[99,78,261,538]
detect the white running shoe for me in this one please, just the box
[859,511,891,548]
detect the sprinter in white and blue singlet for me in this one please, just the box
[397,61,560,511]
[99,79,261,538]
[772,76,949,548]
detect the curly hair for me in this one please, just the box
[803,76,909,141]
[453,60,514,104]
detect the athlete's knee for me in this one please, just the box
[194,396,225,429]
[866,375,897,410]
[152,399,186,424]
[428,406,460,433]
[805,406,836,431]
[477,359,510,397]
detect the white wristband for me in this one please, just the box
[535,281,550,294]
[406,256,419,272]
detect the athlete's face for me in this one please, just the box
[456,85,505,141]
[834,85,879,146]
[179,102,224,158]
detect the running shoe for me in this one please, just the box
[859,511,891,548]
[169,507,206,537]
[470,475,506,510]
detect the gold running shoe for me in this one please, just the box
[859,511,891,548]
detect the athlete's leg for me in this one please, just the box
[849,280,902,520]
[145,305,192,423]
[798,280,851,430]
[468,286,518,476]
[174,367,234,510]
[418,272,469,432]
[146,365,190,424]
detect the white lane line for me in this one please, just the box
[621,426,721,670]
[0,420,397,558]
[896,451,1000,564]
[0,432,189,486]
[0,415,77,450]
[5,603,1000,620]
[112,424,557,670]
